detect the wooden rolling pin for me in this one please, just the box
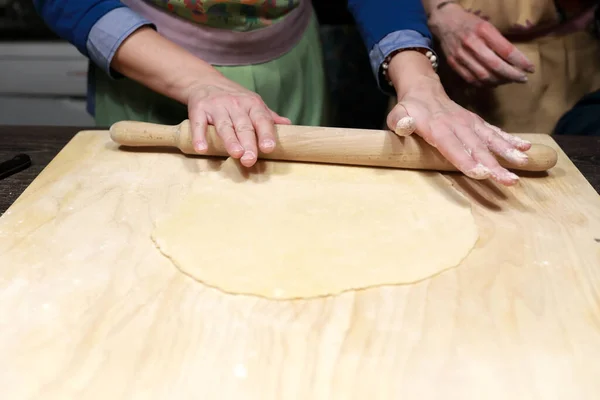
[109,120,558,172]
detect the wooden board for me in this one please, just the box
[1,130,599,399]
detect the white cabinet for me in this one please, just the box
[0,41,95,126]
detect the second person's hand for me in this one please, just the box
[428,2,535,86]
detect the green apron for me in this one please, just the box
[93,15,327,127]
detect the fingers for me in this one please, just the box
[203,102,284,165]
[476,21,535,73]
[250,106,277,154]
[455,47,501,85]
[228,107,259,167]
[209,107,245,159]
[505,49,536,74]
[187,78,286,164]
[447,55,480,86]
[189,109,209,153]
[426,124,490,180]
[270,110,291,125]
[453,124,519,185]
[462,35,528,83]
[483,122,532,151]
[386,103,416,137]
[424,116,521,186]
[475,123,528,166]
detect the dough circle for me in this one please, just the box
[152,159,478,300]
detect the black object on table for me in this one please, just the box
[0,125,599,215]
[0,154,31,180]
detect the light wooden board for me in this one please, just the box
[1,130,599,400]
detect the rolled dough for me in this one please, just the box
[151,159,478,300]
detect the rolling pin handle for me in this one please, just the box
[110,121,182,149]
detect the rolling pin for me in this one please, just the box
[109,120,558,172]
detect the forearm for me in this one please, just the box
[112,26,223,104]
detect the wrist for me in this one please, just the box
[175,70,226,104]
[427,1,464,29]
[428,3,465,38]
[427,0,462,16]
[387,50,440,98]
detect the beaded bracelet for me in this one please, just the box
[381,48,438,87]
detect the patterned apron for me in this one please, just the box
[146,0,300,31]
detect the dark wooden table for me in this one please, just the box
[1,126,599,214]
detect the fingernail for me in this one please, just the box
[467,163,492,179]
[261,139,275,150]
[519,75,528,83]
[241,151,256,162]
[491,171,519,186]
[395,116,416,136]
[495,170,519,182]
[512,136,531,149]
[232,144,244,154]
[194,141,208,152]
[527,66,535,73]
[505,148,528,164]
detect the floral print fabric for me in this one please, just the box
[147,0,300,31]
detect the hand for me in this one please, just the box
[110,27,290,168]
[388,75,531,186]
[428,3,535,86]
[185,74,291,167]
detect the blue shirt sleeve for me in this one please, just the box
[32,0,128,57]
[347,0,432,51]
[369,30,435,95]
[347,0,435,94]
[87,7,154,77]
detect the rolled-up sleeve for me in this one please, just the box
[347,0,436,94]
[369,30,434,94]
[33,0,126,55]
[86,7,154,77]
